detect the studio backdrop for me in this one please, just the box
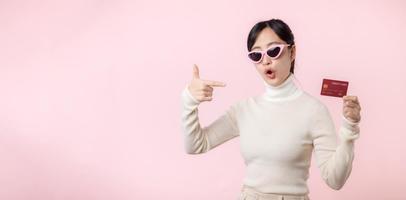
[0,0,405,199]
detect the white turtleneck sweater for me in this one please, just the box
[180,74,360,195]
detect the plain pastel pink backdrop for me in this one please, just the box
[0,0,405,199]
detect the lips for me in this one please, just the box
[265,69,276,79]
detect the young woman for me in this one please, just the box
[180,19,361,200]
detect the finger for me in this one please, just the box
[344,106,360,114]
[344,96,359,103]
[345,109,361,120]
[345,115,359,123]
[343,107,352,113]
[203,80,226,87]
[345,101,361,111]
[201,96,213,101]
[344,110,358,118]
[193,64,200,79]
[203,91,212,97]
[344,105,358,110]
[203,86,213,92]
[344,109,360,119]
[347,109,360,116]
[347,113,360,121]
[344,101,358,108]
[348,107,361,114]
[344,100,360,108]
[348,98,359,104]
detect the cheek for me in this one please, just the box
[274,57,291,71]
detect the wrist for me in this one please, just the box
[183,84,200,106]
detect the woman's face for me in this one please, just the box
[251,27,295,87]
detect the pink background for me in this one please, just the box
[0,0,405,199]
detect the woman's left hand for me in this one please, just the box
[343,96,361,123]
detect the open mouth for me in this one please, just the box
[265,69,276,79]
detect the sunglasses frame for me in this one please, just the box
[248,44,293,64]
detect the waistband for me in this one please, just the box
[240,185,309,200]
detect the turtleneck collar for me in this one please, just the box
[262,73,303,102]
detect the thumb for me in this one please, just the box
[193,64,200,79]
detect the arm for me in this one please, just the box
[311,103,360,190]
[180,84,239,154]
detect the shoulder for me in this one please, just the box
[298,91,328,111]
[299,92,334,128]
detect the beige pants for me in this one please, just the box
[239,185,310,200]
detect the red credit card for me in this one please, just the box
[320,79,349,98]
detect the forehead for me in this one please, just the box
[252,27,284,50]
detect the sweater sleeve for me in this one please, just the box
[180,84,239,154]
[310,103,360,190]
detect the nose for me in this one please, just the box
[261,53,271,65]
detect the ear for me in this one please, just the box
[290,45,296,61]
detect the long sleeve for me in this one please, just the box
[180,84,239,154]
[310,103,360,190]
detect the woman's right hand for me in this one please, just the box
[188,64,226,102]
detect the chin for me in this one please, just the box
[264,77,281,87]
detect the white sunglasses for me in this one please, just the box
[248,44,293,63]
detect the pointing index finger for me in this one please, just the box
[343,96,359,103]
[203,80,227,87]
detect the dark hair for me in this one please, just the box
[247,19,295,74]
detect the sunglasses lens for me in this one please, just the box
[267,46,281,58]
[248,52,262,62]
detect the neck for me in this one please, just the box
[262,73,302,102]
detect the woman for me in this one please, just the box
[180,19,361,200]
